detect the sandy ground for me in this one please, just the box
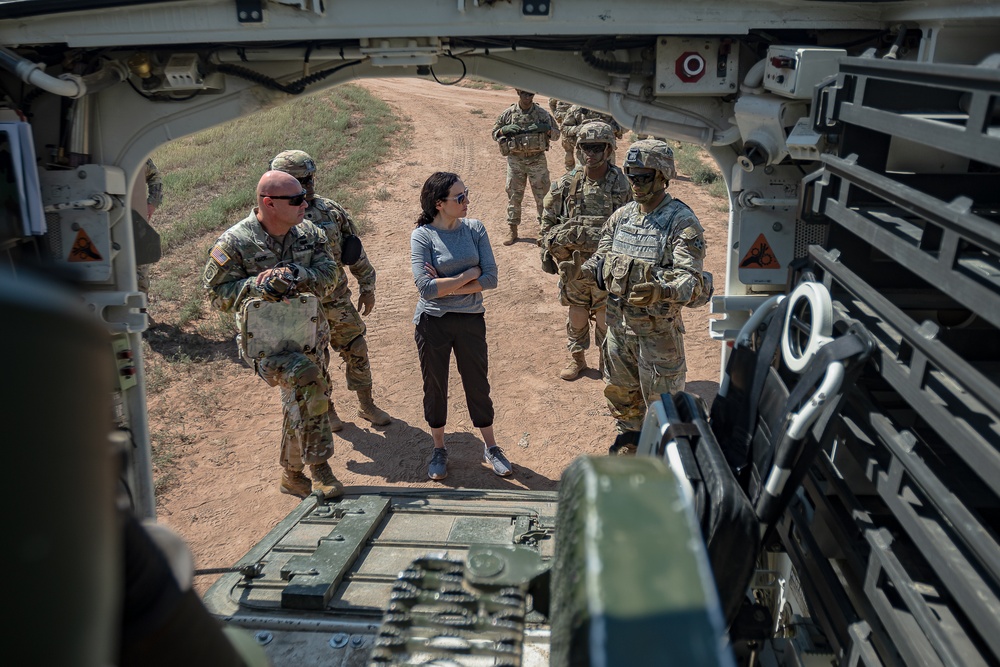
[150,78,728,593]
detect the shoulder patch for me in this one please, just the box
[210,244,231,266]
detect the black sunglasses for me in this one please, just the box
[579,143,607,154]
[626,172,657,186]
[261,189,308,206]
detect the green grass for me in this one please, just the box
[672,141,728,203]
[149,84,408,327]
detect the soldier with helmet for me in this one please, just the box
[539,121,630,380]
[492,89,560,246]
[577,139,709,453]
[270,149,392,429]
[559,105,624,171]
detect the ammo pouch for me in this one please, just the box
[550,215,606,253]
[237,294,321,366]
[504,132,548,156]
[604,255,654,297]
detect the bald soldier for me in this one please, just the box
[270,150,391,429]
[203,170,344,499]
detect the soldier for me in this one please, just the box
[559,105,624,172]
[270,150,391,429]
[203,170,344,499]
[548,97,572,128]
[136,158,162,297]
[539,122,630,381]
[492,89,560,246]
[577,140,708,454]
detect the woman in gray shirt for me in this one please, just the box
[411,172,513,481]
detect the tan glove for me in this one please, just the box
[627,281,669,307]
[557,249,582,282]
[357,292,375,316]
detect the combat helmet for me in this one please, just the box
[270,150,316,178]
[575,121,617,149]
[623,139,676,180]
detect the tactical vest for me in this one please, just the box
[548,170,619,259]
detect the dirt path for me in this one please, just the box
[154,78,727,592]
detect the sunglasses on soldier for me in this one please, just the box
[261,189,308,206]
[579,143,606,154]
[626,172,657,186]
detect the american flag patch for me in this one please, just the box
[210,244,230,266]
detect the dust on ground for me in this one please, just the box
[147,78,727,593]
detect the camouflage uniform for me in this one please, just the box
[203,209,340,472]
[540,144,630,362]
[270,149,391,428]
[136,158,162,296]
[492,100,560,232]
[304,197,377,391]
[560,106,624,171]
[583,140,707,434]
[548,98,573,127]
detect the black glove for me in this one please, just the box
[540,251,558,275]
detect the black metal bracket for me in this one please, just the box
[236,0,263,23]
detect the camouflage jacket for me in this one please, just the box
[203,209,340,313]
[304,196,376,302]
[492,103,560,144]
[585,194,706,334]
[548,99,573,126]
[539,165,630,258]
[560,105,624,140]
[145,158,163,207]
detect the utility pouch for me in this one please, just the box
[498,139,511,157]
[605,254,635,297]
[237,294,320,366]
[507,133,547,155]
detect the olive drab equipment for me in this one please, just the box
[623,139,677,181]
[498,131,549,157]
[269,150,316,178]
[237,294,322,366]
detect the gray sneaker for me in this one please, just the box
[484,446,513,477]
[428,447,449,480]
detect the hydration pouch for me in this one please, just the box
[237,294,320,366]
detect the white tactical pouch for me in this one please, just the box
[237,294,320,364]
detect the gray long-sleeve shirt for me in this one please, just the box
[410,218,498,323]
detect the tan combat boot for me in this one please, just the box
[357,388,391,426]
[559,351,587,380]
[309,462,345,499]
[280,469,311,498]
[328,401,344,432]
[502,224,519,246]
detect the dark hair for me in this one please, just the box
[415,171,460,226]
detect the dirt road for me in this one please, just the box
[154,77,727,591]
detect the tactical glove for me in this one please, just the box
[557,250,582,283]
[627,281,669,307]
[256,266,298,301]
[540,250,558,275]
[501,124,521,137]
[357,291,375,316]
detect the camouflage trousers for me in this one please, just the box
[505,153,550,226]
[323,291,373,391]
[555,252,608,353]
[602,323,686,433]
[136,264,151,296]
[258,348,335,470]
